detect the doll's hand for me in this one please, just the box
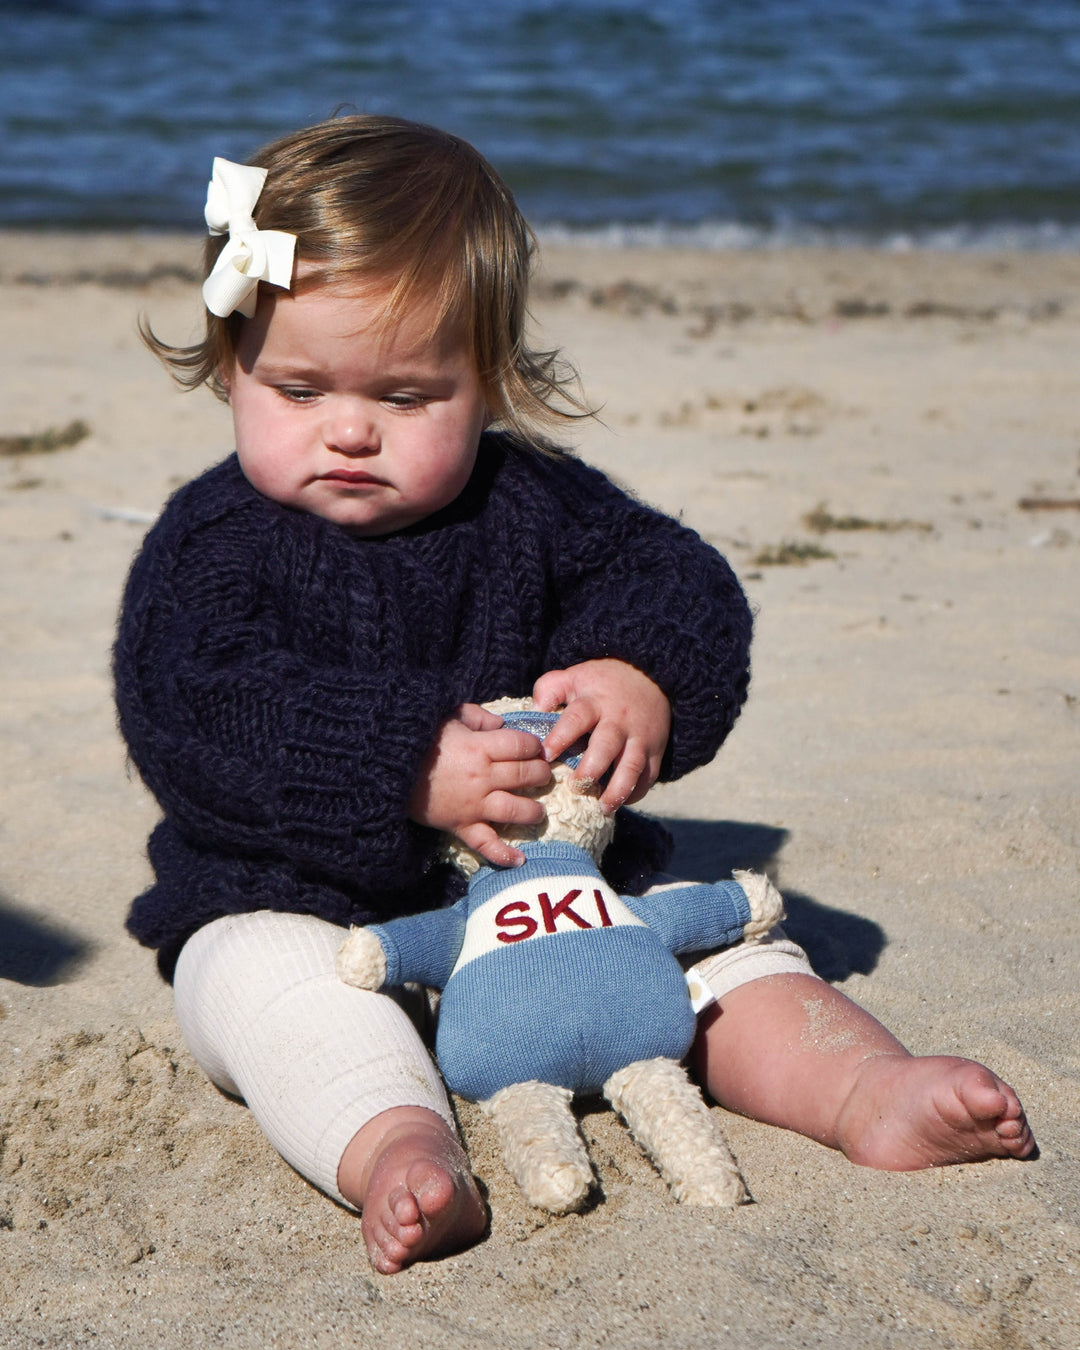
[408,704,551,868]
[532,659,671,813]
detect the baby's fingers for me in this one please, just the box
[456,823,525,869]
[537,699,599,763]
[489,755,552,794]
[597,742,653,813]
[486,728,549,763]
[483,789,546,829]
[566,721,634,812]
[532,668,572,714]
[454,703,505,732]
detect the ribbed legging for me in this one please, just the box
[173,910,452,1207]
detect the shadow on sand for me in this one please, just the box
[0,889,92,985]
[659,817,885,983]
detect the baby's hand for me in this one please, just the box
[408,704,551,868]
[532,659,671,813]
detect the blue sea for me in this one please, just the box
[3,0,1080,247]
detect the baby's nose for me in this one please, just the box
[325,404,378,454]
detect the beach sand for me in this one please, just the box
[0,233,1077,1348]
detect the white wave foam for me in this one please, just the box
[536,219,1080,252]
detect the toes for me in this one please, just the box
[996,1089,1027,1127]
[407,1162,456,1220]
[362,1174,461,1276]
[954,1069,1007,1121]
[368,1244,401,1275]
[387,1182,424,1231]
[362,1217,412,1276]
[952,1068,1036,1158]
[999,1116,1036,1158]
[362,1185,432,1276]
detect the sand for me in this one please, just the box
[0,232,1077,1349]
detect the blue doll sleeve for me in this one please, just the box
[622,880,753,954]
[366,899,467,989]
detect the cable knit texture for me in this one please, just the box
[113,433,752,977]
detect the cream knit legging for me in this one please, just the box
[172,909,453,1207]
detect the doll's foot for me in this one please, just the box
[835,1053,1036,1171]
[341,1107,487,1275]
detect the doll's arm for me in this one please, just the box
[337,901,467,991]
[335,926,389,990]
[623,872,785,953]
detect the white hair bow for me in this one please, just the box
[201,157,296,318]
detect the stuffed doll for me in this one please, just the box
[337,698,784,1214]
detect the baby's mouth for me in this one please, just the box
[321,469,381,485]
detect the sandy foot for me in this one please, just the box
[348,1112,487,1275]
[836,1054,1036,1171]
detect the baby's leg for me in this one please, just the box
[173,911,485,1273]
[692,958,1035,1169]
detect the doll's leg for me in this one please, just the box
[691,946,1035,1169]
[604,1057,747,1206]
[173,911,485,1273]
[481,1081,595,1214]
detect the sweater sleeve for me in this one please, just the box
[536,454,753,779]
[113,478,449,893]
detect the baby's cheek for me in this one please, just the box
[236,443,296,509]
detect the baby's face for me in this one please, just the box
[225,279,488,534]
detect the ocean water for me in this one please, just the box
[3,0,1080,246]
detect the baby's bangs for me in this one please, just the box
[277,177,478,324]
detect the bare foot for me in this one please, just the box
[339,1107,487,1275]
[835,1053,1036,1171]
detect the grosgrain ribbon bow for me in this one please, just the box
[201,157,296,318]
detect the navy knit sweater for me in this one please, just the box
[113,433,752,977]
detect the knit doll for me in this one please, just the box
[337,699,784,1213]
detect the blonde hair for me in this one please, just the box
[142,114,589,447]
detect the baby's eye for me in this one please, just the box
[382,393,429,410]
[277,386,320,403]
